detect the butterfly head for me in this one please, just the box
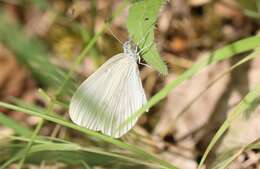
[123,40,138,60]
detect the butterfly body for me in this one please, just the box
[69,40,147,138]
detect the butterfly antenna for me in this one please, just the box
[108,26,124,45]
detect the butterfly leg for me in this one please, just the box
[137,55,152,68]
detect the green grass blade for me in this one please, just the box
[11,135,71,145]
[0,113,33,137]
[248,139,260,149]
[172,47,260,124]
[127,0,168,74]
[210,148,245,169]
[9,136,159,168]
[118,36,260,131]
[198,84,260,168]
[55,23,108,98]
[17,118,45,169]
[210,138,260,169]
[0,13,76,96]
[0,102,178,169]
[237,0,260,19]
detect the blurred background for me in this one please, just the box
[0,0,260,169]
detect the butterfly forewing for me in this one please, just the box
[69,53,147,138]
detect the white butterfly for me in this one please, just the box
[69,40,147,138]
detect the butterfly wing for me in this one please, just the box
[69,53,147,138]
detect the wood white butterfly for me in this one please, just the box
[69,40,147,138]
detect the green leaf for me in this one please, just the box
[127,0,168,74]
